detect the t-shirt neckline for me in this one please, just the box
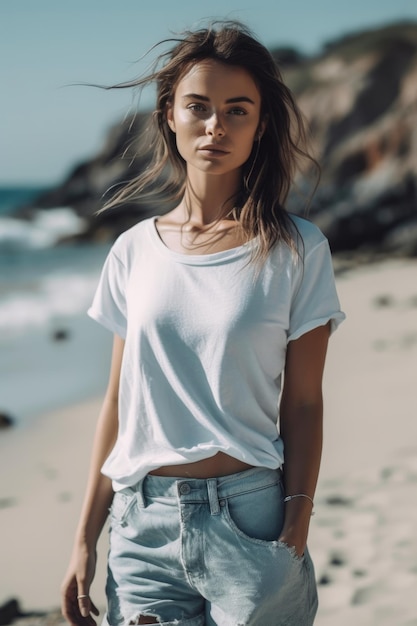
[147,216,256,265]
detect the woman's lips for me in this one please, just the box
[199,145,230,155]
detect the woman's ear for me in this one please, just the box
[256,117,268,140]
[166,104,176,133]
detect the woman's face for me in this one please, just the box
[167,59,264,178]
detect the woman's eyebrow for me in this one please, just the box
[225,96,256,104]
[182,93,255,105]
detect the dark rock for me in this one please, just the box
[0,599,22,626]
[11,609,71,626]
[325,495,353,507]
[0,412,14,429]
[51,329,70,342]
[329,553,346,567]
[373,295,394,308]
[287,22,417,257]
[16,112,164,241]
[318,573,332,586]
[323,38,416,156]
[0,600,49,626]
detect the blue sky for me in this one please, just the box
[1,0,417,185]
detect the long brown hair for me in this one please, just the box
[101,21,318,262]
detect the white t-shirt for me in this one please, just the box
[88,214,345,490]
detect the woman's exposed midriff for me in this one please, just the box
[148,451,255,479]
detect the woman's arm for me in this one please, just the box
[278,322,330,557]
[61,335,125,626]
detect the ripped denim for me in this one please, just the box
[103,467,318,626]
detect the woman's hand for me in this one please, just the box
[61,545,99,626]
[278,529,308,559]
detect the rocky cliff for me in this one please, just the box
[281,21,417,257]
[22,21,417,256]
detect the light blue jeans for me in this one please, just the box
[104,467,318,625]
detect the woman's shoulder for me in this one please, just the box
[287,213,328,254]
[110,216,157,259]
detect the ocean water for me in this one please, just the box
[0,187,114,426]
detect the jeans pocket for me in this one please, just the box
[222,482,284,545]
[109,489,137,528]
[276,540,305,563]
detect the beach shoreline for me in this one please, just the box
[1,258,417,625]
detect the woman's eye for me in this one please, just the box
[228,108,246,116]
[188,103,206,112]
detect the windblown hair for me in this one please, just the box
[101,20,318,262]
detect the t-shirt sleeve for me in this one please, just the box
[87,246,127,339]
[288,238,345,342]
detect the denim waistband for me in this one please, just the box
[127,466,283,515]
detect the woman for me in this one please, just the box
[61,21,345,626]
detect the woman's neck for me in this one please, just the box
[182,168,241,226]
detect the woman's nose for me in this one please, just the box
[206,114,225,137]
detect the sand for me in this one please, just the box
[1,258,416,625]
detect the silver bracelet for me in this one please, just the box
[284,493,315,515]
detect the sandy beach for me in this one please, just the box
[1,257,416,625]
